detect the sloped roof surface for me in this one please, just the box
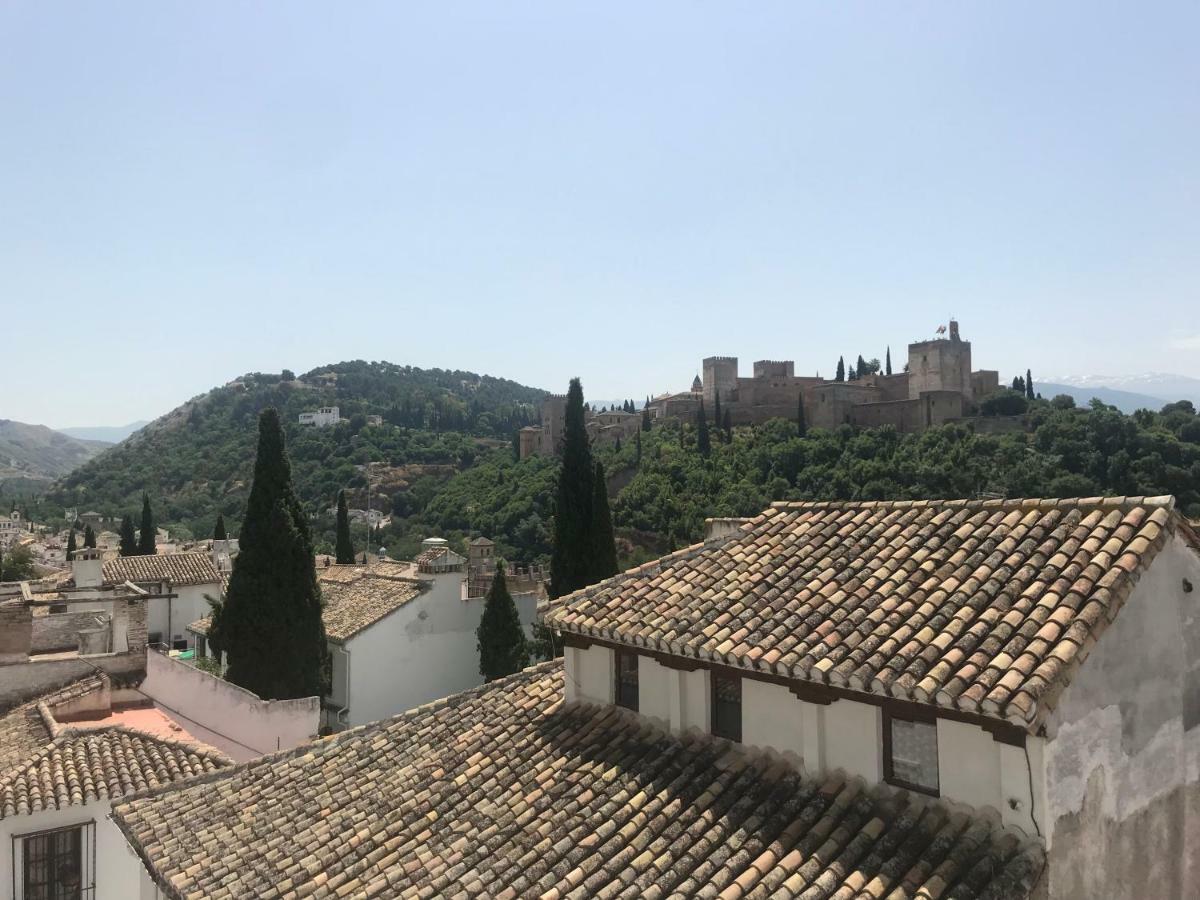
[545,496,1186,729]
[103,550,222,586]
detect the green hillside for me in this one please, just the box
[44,361,545,541]
[0,420,110,490]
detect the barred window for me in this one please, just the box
[615,650,639,712]
[14,821,96,899]
[711,672,742,742]
[886,712,939,794]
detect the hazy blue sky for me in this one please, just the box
[3,2,1197,427]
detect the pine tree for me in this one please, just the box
[83,525,96,548]
[118,516,138,557]
[66,528,77,560]
[696,400,711,457]
[1025,369,1035,400]
[713,392,723,442]
[642,408,652,432]
[589,461,619,583]
[334,490,354,564]
[476,567,529,682]
[214,514,227,541]
[797,396,807,437]
[836,357,845,382]
[550,379,594,599]
[886,346,892,376]
[209,408,328,700]
[138,493,156,555]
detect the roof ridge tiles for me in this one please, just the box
[768,495,1175,514]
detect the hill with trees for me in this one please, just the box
[42,362,545,542]
[0,420,110,493]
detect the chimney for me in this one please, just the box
[72,546,104,589]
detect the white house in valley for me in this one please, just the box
[297,406,342,427]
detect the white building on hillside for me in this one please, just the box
[298,406,341,427]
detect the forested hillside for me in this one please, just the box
[0,420,109,495]
[38,362,1200,570]
[44,362,545,540]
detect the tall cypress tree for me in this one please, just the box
[214,514,227,541]
[797,396,807,437]
[836,357,845,382]
[118,516,138,557]
[209,408,328,700]
[696,400,711,457]
[1025,368,1035,400]
[722,407,732,437]
[550,378,594,599]
[886,346,892,376]
[66,528,77,560]
[83,525,96,549]
[476,566,529,682]
[589,461,619,583]
[334,490,354,564]
[138,493,156,555]
[857,355,868,380]
[635,429,642,465]
[713,392,723,442]
[642,408,652,432]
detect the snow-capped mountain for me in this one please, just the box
[1041,373,1200,407]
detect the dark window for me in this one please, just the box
[20,823,92,899]
[884,710,940,795]
[615,650,639,711]
[711,672,742,741]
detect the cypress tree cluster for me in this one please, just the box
[835,356,845,382]
[549,378,619,600]
[118,516,138,557]
[138,493,156,555]
[334,489,355,564]
[210,408,328,701]
[476,566,529,682]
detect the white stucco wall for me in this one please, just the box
[569,644,614,706]
[637,655,672,727]
[678,667,710,734]
[1039,535,1200,899]
[339,571,540,728]
[820,697,882,782]
[0,803,146,900]
[742,679,804,761]
[145,583,219,646]
[141,650,319,758]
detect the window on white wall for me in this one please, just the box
[711,672,742,742]
[13,821,96,899]
[885,710,939,795]
[615,650,639,711]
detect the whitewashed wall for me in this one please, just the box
[141,650,319,759]
[145,583,219,646]
[0,803,145,900]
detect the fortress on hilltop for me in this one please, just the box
[520,320,1000,458]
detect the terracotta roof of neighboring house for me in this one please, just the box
[414,545,449,566]
[191,567,426,643]
[112,663,1043,899]
[544,496,1193,731]
[318,574,424,643]
[0,677,106,774]
[103,551,222,587]
[315,559,415,584]
[0,725,231,819]
[468,536,494,546]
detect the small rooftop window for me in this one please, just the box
[885,710,939,795]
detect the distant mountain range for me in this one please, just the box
[0,420,111,488]
[57,421,149,443]
[1038,373,1200,414]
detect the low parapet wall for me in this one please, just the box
[141,649,319,757]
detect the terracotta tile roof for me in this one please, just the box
[0,725,232,819]
[414,545,449,566]
[0,676,106,774]
[103,550,222,587]
[544,496,1189,730]
[191,567,426,643]
[318,574,424,643]
[112,662,1042,899]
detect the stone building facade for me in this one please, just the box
[519,395,642,460]
[650,318,1000,435]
